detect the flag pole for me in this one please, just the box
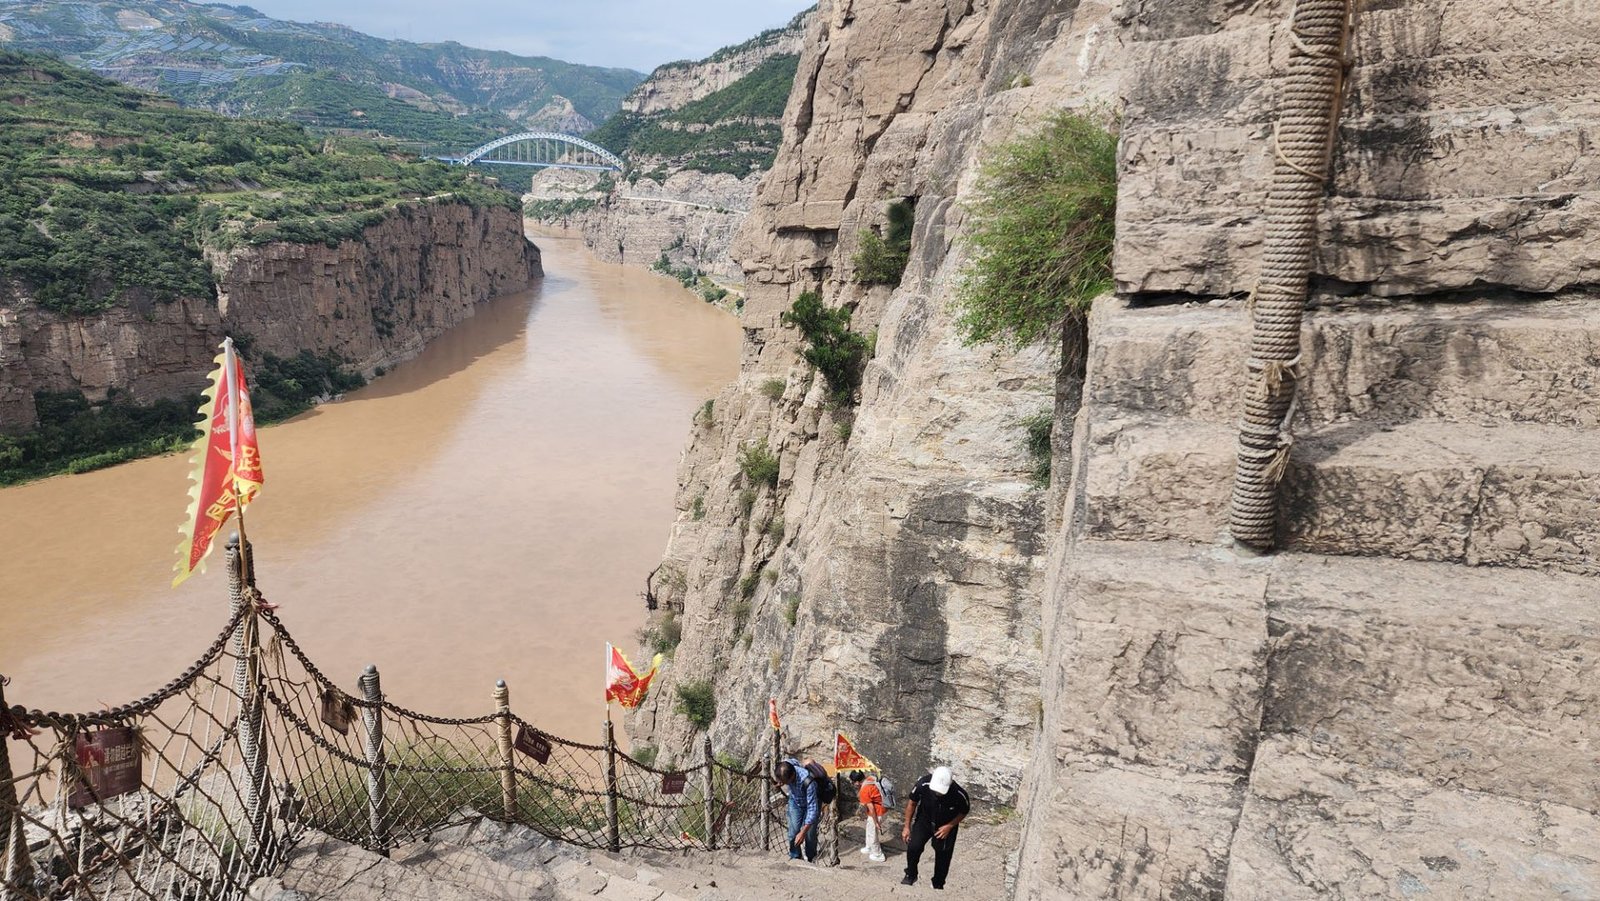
[222,337,254,587]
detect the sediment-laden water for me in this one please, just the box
[0,227,740,745]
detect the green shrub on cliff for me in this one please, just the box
[780,291,871,406]
[853,198,915,287]
[674,680,717,731]
[955,110,1117,347]
[738,439,780,488]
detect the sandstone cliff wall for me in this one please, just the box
[0,202,539,433]
[633,0,1600,897]
[621,13,810,116]
[1015,1,1600,898]
[628,0,1113,801]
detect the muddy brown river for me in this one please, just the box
[0,227,740,746]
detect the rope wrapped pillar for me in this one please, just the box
[1229,0,1354,549]
[494,681,516,822]
[603,721,621,852]
[358,665,389,855]
[1,678,36,900]
[225,536,271,865]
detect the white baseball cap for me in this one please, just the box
[929,766,952,795]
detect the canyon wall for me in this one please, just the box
[620,12,809,116]
[1015,1,1600,898]
[634,0,1600,898]
[0,202,539,432]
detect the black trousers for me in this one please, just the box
[904,821,959,887]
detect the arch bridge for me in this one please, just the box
[447,131,626,172]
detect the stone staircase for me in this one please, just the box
[1017,293,1600,898]
[250,817,1019,900]
[248,819,693,901]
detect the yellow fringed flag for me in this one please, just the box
[834,731,877,773]
[605,643,662,709]
[173,337,263,587]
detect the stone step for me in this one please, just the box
[1225,736,1600,900]
[1087,295,1600,429]
[1082,416,1600,573]
[258,834,487,901]
[1056,539,1600,808]
[1035,539,1600,899]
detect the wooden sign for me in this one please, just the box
[514,725,551,764]
[319,689,355,736]
[661,772,688,795]
[69,727,142,808]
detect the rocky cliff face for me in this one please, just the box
[635,0,1600,897]
[0,202,539,432]
[621,13,809,116]
[1015,1,1600,898]
[628,0,1106,800]
[530,169,758,282]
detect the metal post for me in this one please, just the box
[1,677,37,900]
[226,536,270,865]
[702,736,715,851]
[602,721,620,853]
[358,666,388,856]
[494,681,516,822]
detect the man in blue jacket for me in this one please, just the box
[774,757,820,862]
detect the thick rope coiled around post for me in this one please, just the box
[1229,0,1354,550]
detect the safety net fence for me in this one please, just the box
[1,541,814,901]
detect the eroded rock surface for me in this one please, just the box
[0,203,539,432]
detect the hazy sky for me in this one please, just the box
[228,0,814,72]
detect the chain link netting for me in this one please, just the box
[2,542,793,901]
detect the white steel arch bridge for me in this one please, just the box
[444,131,626,172]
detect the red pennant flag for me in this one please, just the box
[768,698,781,731]
[834,731,877,772]
[606,643,662,709]
[173,338,263,587]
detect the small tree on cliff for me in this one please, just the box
[954,109,1117,348]
[781,291,871,406]
[954,109,1117,489]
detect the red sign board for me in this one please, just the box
[661,772,687,795]
[69,727,142,808]
[514,725,552,764]
[320,689,354,736]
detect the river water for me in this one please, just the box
[0,227,740,745]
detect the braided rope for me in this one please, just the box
[1229,0,1354,549]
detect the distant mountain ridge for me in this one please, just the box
[0,0,644,148]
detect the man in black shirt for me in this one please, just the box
[899,766,970,889]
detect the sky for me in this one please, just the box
[228,0,814,73]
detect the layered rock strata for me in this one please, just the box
[628,0,1117,801]
[0,202,539,432]
[1015,1,1600,898]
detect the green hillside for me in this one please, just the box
[0,51,514,316]
[0,0,643,149]
[588,54,798,176]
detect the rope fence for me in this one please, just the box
[1,539,805,901]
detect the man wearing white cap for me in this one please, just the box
[899,766,969,889]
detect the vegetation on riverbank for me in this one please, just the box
[0,351,364,486]
[0,51,517,316]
